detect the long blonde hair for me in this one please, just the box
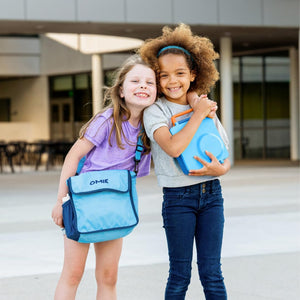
[79,55,152,154]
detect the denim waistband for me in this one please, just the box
[163,179,220,194]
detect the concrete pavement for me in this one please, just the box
[0,161,299,299]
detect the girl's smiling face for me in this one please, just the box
[158,53,195,105]
[120,64,157,111]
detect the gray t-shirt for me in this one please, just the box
[143,97,229,187]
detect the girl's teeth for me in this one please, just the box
[136,93,148,97]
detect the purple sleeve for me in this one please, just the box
[84,115,111,147]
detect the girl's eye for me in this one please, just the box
[160,74,167,78]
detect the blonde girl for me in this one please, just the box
[51,55,157,300]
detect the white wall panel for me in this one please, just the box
[0,37,39,54]
[40,36,91,76]
[0,0,298,28]
[0,77,50,141]
[0,56,39,75]
[0,123,34,142]
[78,0,125,22]
[26,0,76,21]
[173,0,218,24]
[263,0,299,27]
[219,0,263,26]
[0,0,25,19]
[102,53,131,69]
[126,0,172,23]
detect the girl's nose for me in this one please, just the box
[139,82,147,88]
[168,75,176,83]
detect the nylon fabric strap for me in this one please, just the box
[134,133,144,175]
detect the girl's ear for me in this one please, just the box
[190,71,196,82]
[119,86,124,98]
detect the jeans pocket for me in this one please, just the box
[202,181,224,207]
[162,187,185,208]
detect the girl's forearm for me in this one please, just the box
[168,109,208,157]
[154,98,216,157]
[221,158,231,175]
[168,98,217,156]
[56,153,80,202]
[56,138,94,202]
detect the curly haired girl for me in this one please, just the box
[139,24,230,299]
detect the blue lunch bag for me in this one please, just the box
[63,169,138,243]
[170,109,229,175]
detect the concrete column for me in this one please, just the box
[299,29,300,159]
[289,47,299,161]
[220,36,234,164]
[91,54,103,114]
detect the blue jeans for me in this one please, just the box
[162,179,227,300]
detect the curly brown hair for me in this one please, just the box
[138,23,219,95]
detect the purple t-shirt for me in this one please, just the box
[80,108,151,177]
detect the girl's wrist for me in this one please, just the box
[193,109,207,120]
[57,196,65,204]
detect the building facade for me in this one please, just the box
[0,0,299,163]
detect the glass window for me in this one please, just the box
[0,98,10,122]
[233,53,290,160]
[232,57,240,83]
[53,76,72,91]
[242,57,263,82]
[240,57,264,158]
[63,104,71,122]
[50,73,93,122]
[266,57,289,82]
[51,104,59,122]
[265,56,290,158]
[75,74,89,90]
[74,74,92,122]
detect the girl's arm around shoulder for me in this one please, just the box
[153,97,216,158]
[51,137,94,228]
[189,152,231,177]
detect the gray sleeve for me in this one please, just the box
[143,104,169,142]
